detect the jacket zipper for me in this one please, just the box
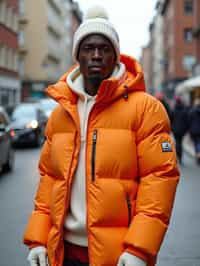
[91,129,97,181]
[126,193,132,226]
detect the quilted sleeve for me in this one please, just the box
[124,96,180,262]
[23,115,55,247]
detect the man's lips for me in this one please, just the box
[88,64,103,69]
[88,65,103,72]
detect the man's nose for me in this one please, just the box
[92,48,102,59]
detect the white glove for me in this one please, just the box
[27,246,48,266]
[117,252,147,266]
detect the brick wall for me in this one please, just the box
[163,0,197,80]
[7,0,18,11]
[0,24,18,49]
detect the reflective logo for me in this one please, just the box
[161,142,172,152]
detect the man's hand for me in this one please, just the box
[117,252,147,266]
[27,246,48,266]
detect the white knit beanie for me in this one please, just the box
[72,6,120,63]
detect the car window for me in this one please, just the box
[12,105,36,120]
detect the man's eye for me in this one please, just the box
[102,46,110,52]
[84,46,92,50]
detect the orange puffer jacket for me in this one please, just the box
[23,55,179,266]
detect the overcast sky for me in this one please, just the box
[76,0,157,59]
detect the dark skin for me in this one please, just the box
[77,34,117,96]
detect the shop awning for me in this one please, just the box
[175,75,200,94]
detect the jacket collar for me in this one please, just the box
[45,54,146,106]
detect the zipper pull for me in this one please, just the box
[126,193,132,226]
[93,129,97,143]
[91,129,97,182]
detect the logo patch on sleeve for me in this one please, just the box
[161,142,172,152]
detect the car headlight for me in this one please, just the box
[26,120,38,129]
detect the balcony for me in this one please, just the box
[47,6,63,37]
[18,13,28,24]
[47,41,61,62]
[18,44,28,55]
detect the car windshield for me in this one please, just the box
[40,100,57,111]
[12,105,36,120]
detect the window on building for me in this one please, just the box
[6,7,12,29]
[182,55,196,71]
[0,1,6,23]
[18,31,25,46]
[4,47,9,69]
[18,58,25,76]
[9,49,14,70]
[7,48,11,70]
[19,0,25,15]
[0,45,6,68]
[184,0,193,14]
[0,2,2,23]
[1,90,9,107]
[0,44,3,67]
[184,28,193,42]
[13,13,18,32]
[14,52,18,71]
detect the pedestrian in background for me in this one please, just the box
[155,91,173,123]
[188,97,200,165]
[171,96,188,165]
[23,6,179,266]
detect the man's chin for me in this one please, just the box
[88,75,103,88]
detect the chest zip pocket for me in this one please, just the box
[91,129,97,182]
[126,193,132,226]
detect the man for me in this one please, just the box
[154,91,172,123]
[171,96,188,165]
[23,6,179,266]
[188,97,200,165]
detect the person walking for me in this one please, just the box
[171,96,188,165]
[23,6,179,266]
[188,97,200,165]
[155,91,172,123]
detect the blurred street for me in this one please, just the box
[0,148,199,266]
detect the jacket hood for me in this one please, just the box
[46,54,146,105]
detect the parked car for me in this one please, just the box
[11,103,47,147]
[0,106,14,173]
[38,98,57,118]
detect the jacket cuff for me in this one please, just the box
[28,243,45,250]
[23,211,51,247]
[125,247,148,262]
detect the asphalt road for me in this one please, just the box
[0,148,199,266]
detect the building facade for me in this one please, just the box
[0,0,20,111]
[18,0,82,101]
[62,0,82,70]
[142,0,200,98]
[151,2,165,93]
[141,45,152,93]
[161,0,197,96]
[193,0,200,76]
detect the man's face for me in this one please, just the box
[78,34,117,83]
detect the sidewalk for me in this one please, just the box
[183,134,195,157]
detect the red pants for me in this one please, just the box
[63,242,89,266]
